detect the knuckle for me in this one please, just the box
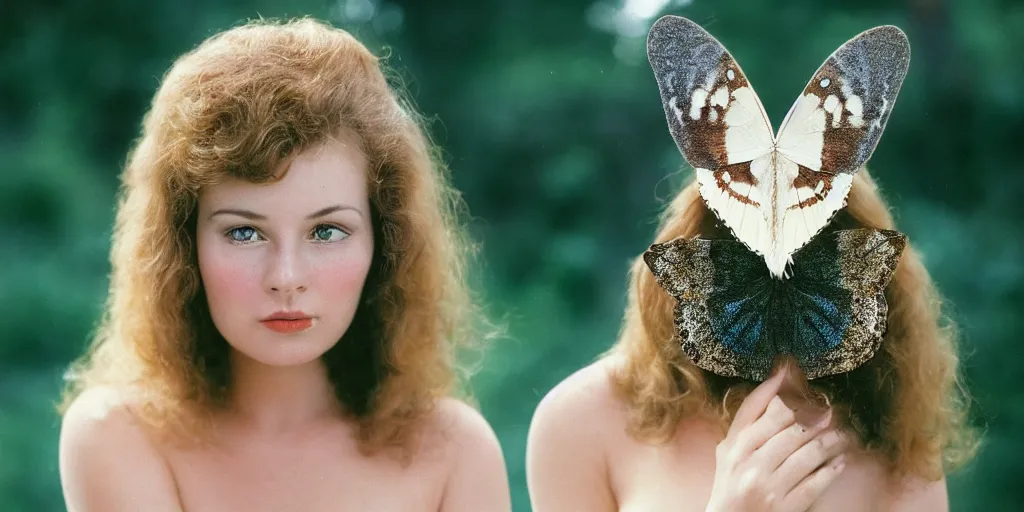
[738,468,764,495]
[825,432,844,452]
[816,433,830,450]
[717,440,740,467]
[716,442,732,463]
[733,430,751,451]
[727,446,745,467]
[790,422,806,438]
[793,485,813,504]
[781,404,796,422]
[810,435,833,459]
[819,430,844,452]
[836,431,852,448]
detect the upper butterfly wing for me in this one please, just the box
[771,27,910,272]
[647,15,776,261]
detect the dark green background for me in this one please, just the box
[2,0,1021,510]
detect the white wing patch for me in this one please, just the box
[772,157,855,276]
[710,86,730,108]
[845,95,864,127]
[723,86,774,164]
[688,90,708,120]
[696,164,772,259]
[776,93,827,171]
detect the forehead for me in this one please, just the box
[199,136,369,211]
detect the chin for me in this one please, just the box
[228,327,342,368]
[241,344,331,367]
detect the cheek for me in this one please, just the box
[197,237,262,318]
[315,242,375,306]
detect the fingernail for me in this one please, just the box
[833,454,846,471]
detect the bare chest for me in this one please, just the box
[611,426,890,512]
[162,434,447,512]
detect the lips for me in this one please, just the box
[260,311,314,334]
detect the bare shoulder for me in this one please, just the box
[885,475,948,511]
[430,397,511,512]
[59,386,152,464]
[59,386,183,511]
[529,356,627,444]
[526,357,624,512]
[814,445,949,512]
[429,397,504,459]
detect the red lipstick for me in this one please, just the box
[260,311,314,334]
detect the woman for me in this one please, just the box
[526,171,977,511]
[57,17,511,511]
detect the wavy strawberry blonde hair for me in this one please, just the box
[59,17,485,455]
[607,170,978,481]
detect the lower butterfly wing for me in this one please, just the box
[645,229,906,382]
[771,27,910,269]
[785,228,908,379]
[646,15,776,261]
[644,237,777,381]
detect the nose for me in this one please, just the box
[263,241,309,296]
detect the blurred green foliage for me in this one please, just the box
[2,0,1022,510]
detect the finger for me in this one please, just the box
[729,362,789,437]
[780,454,846,512]
[750,409,833,472]
[730,396,797,458]
[772,428,849,494]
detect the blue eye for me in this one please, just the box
[312,224,349,242]
[227,226,261,243]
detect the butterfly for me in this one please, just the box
[646,16,910,279]
[644,228,907,381]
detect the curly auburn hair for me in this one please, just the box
[59,17,486,456]
[607,170,978,482]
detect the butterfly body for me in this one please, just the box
[648,16,909,278]
[645,228,907,381]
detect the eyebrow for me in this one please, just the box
[208,205,363,221]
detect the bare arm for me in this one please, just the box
[58,388,184,512]
[526,366,618,512]
[438,399,512,512]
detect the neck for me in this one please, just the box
[225,349,342,434]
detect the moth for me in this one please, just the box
[647,16,910,279]
[644,228,907,381]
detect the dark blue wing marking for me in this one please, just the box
[705,241,772,360]
[719,295,767,355]
[805,292,850,349]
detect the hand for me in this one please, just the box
[705,365,849,512]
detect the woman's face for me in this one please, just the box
[196,134,375,367]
